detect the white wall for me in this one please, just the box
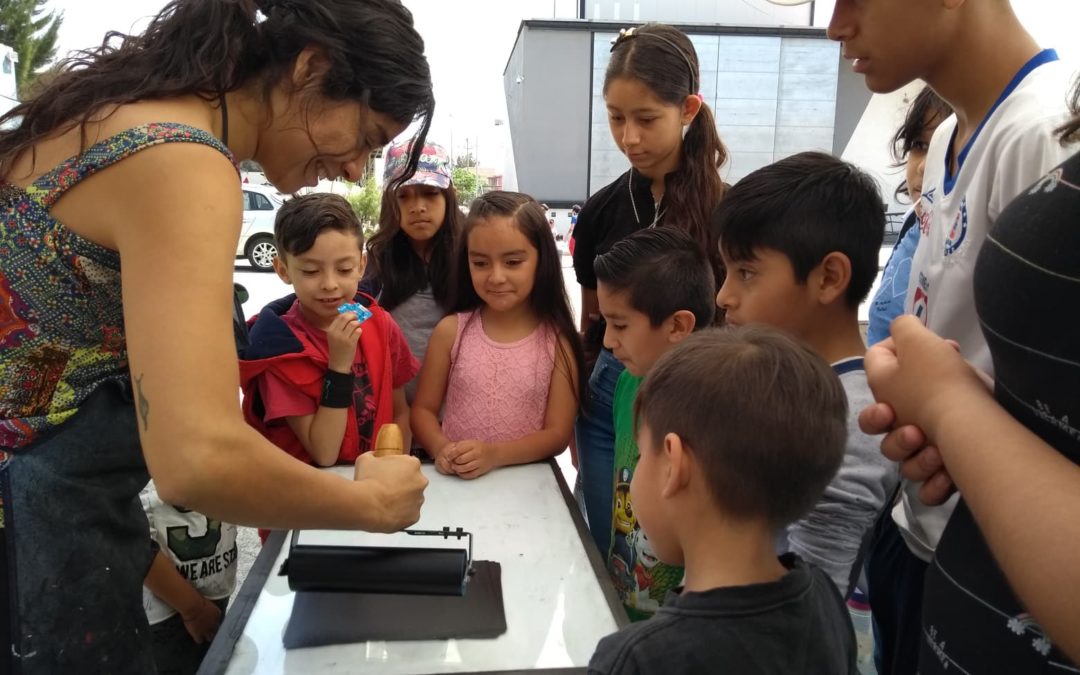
[839,82,924,212]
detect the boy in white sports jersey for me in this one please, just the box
[819,1,1076,673]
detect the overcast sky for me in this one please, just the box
[45,0,1080,174]
[45,0,578,172]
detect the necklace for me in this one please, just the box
[628,170,665,228]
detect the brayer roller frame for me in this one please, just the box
[281,527,475,596]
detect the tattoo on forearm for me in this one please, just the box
[135,374,150,431]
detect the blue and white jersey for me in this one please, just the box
[897,50,1076,561]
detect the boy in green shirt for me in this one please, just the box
[593,227,716,620]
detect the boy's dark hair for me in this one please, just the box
[635,326,847,527]
[711,151,884,308]
[593,227,716,328]
[365,183,463,311]
[450,191,588,407]
[274,193,362,257]
[0,0,435,187]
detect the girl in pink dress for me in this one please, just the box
[411,191,586,479]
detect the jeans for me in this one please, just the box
[574,348,625,556]
[2,382,154,674]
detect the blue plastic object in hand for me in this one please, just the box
[337,302,373,324]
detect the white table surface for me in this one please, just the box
[216,462,625,674]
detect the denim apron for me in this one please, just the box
[2,382,154,674]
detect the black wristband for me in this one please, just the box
[320,369,354,408]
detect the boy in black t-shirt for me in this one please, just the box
[589,327,857,675]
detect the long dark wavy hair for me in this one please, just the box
[365,181,463,311]
[1058,75,1080,144]
[450,191,588,407]
[890,86,951,201]
[605,24,727,262]
[0,0,435,185]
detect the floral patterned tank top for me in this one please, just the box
[0,123,233,450]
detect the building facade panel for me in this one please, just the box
[713,98,779,127]
[505,20,849,202]
[717,35,782,73]
[775,125,835,156]
[715,71,782,101]
[717,125,777,154]
[777,98,836,128]
[584,0,812,26]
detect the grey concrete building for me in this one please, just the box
[581,0,815,26]
[503,18,872,207]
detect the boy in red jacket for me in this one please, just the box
[240,194,417,473]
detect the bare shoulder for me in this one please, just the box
[90,98,235,193]
[60,141,240,252]
[7,97,223,184]
[551,331,580,384]
[431,313,460,346]
[23,97,242,250]
[554,332,575,359]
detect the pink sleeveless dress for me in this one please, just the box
[441,310,557,442]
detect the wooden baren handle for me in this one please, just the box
[373,423,405,457]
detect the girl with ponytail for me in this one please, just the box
[570,23,727,557]
[0,1,433,669]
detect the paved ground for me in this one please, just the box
[230,527,261,604]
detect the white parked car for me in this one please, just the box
[238,184,284,270]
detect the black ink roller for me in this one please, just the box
[282,539,469,596]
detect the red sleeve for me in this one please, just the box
[257,369,319,422]
[385,317,420,388]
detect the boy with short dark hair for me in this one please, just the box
[239,193,418,472]
[588,327,857,674]
[712,151,898,597]
[593,227,715,619]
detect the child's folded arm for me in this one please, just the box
[385,317,418,452]
[256,369,346,465]
[285,408,350,467]
[785,422,897,596]
[391,387,412,451]
[144,549,221,642]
